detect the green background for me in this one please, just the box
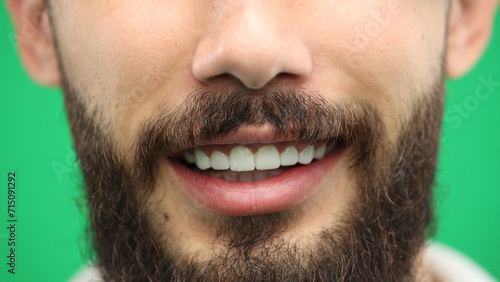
[1,3,499,282]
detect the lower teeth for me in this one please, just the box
[198,168,290,182]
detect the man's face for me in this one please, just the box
[47,0,448,280]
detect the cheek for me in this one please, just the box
[56,1,210,154]
[306,0,445,99]
[303,0,446,122]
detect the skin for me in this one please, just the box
[54,0,439,262]
[7,0,499,280]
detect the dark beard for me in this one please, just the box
[60,72,443,281]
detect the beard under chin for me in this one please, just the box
[61,76,443,281]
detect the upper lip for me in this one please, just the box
[167,124,326,158]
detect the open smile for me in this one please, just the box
[168,129,346,216]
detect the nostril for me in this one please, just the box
[196,72,249,88]
[191,4,313,90]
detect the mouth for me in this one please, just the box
[168,129,346,216]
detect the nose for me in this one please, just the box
[192,2,313,89]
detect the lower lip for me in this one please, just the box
[170,146,346,216]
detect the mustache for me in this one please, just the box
[135,89,382,184]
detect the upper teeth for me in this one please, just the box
[183,143,335,172]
